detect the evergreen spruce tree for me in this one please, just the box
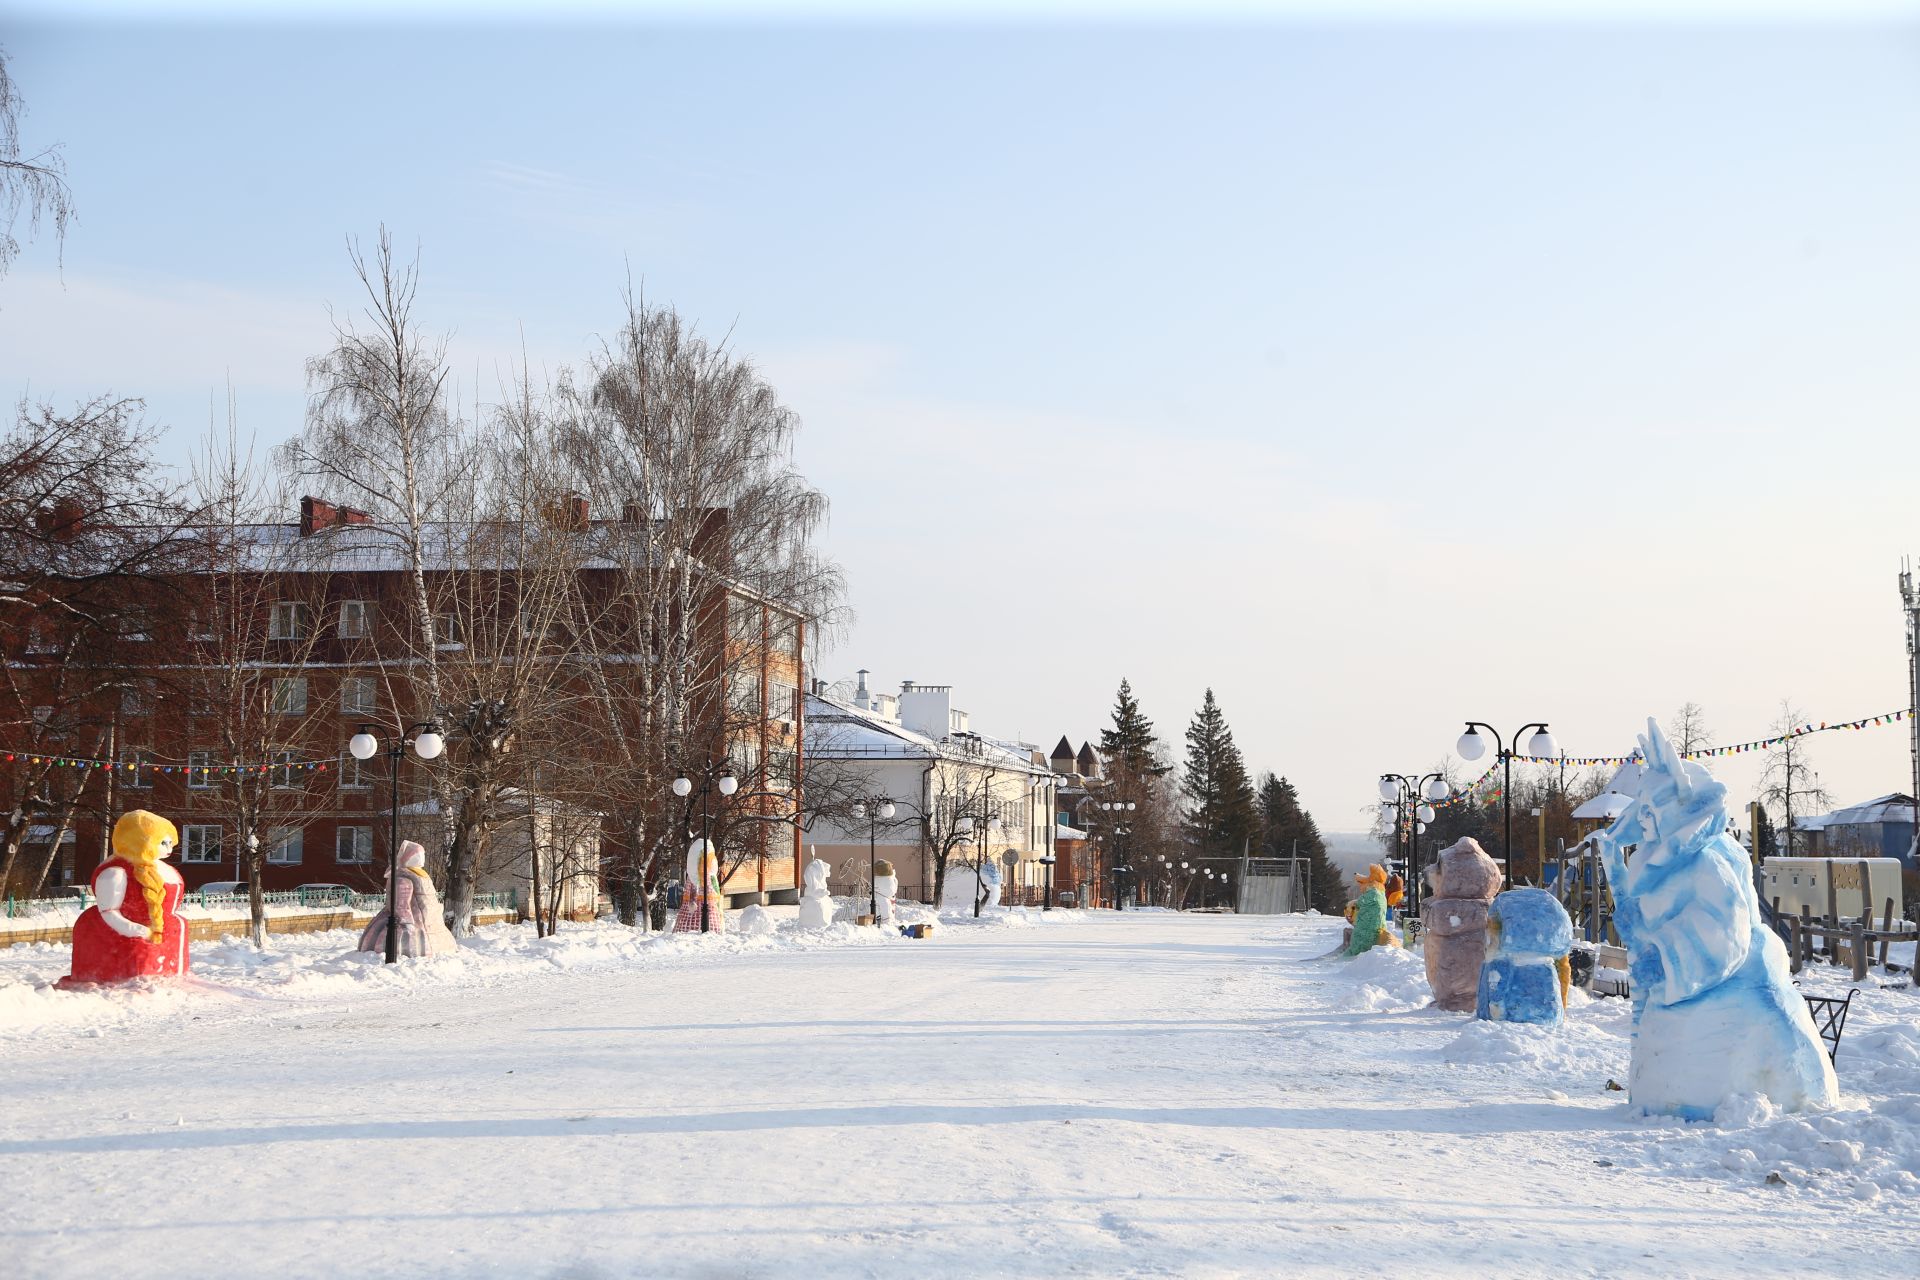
[1257,772,1343,915]
[1099,677,1168,778]
[1181,689,1258,861]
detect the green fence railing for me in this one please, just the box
[3,889,516,919]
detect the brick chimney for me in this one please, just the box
[299,496,337,537]
[34,497,86,540]
[546,493,590,531]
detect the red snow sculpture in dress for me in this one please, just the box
[62,810,189,986]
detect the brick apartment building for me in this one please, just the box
[0,496,806,905]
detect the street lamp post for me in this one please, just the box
[1039,851,1056,910]
[1454,721,1558,889]
[849,796,898,923]
[671,761,740,932]
[349,721,446,964]
[1377,772,1444,912]
[1091,799,1137,910]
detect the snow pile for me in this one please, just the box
[1442,993,1631,1077]
[1615,975,1920,1199]
[1326,943,1432,1013]
[0,910,930,1041]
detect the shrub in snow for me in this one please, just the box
[1422,837,1502,1012]
[1475,888,1573,1026]
[1592,719,1837,1120]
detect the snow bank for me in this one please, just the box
[1325,943,1432,1013]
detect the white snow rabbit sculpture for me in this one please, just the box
[798,854,835,930]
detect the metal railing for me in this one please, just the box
[3,888,515,919]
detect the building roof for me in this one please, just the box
[1051,736,1075,762]
[1572,791,1635,822]
[805,690,1057,776]
[1793,792,1916,832]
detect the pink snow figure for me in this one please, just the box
[1422,837,1503,1012]
[673,838,725,934]
[357,841,458,958]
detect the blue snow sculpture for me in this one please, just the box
[1591,718,1838,1120]
[1475,888,1573,1025]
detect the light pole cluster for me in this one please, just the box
[671,761,739,932]
[1377,772,1443,912]
[1086,799,1137,910]
[348,721,445,964]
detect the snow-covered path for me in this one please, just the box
[2,911,1914,1278]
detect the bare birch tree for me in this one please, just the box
[0,47,74,282]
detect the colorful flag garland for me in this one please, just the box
[0,750,331,776]
[1422,707,1911,806]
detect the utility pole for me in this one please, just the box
[1903,562,1920,865]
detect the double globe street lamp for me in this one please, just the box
[1093,799,1137,910]
[848,797,897,923]
[1455,721,1558,889]
[672,762,739,932]
[348,722,445,964]
[1377,772,1443,913]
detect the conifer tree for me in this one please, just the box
[1099,677,1167,778]
[1257,772,1343,915]
[1181,689,1257,861]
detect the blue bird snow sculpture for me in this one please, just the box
[1475,888,1573,1025]
[1591,718,1837,1120]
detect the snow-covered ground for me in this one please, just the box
[2,910,1916,1278]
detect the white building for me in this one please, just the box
[804,672,1061,906]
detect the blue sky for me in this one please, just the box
[5,7,1920,832]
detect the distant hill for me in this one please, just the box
[1323,831,1384,875]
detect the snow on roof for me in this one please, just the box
[1794,793,1916,831]
[805,691,1055,775]
[1056,824,1089,841]
[1572,791,1635,822]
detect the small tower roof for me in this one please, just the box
[1051,735,1076,763]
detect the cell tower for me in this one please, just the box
[1904,561,1920,859]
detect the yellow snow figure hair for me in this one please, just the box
[111,810,178,944]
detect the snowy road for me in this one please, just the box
[2,911,1915,1278]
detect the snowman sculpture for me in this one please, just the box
[797,854,835,930]
[873,858,900,925]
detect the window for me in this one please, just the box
[188,612,217,642]
[338,751,371,791]
[338,600,369,638]
[270,749,301,790]
[269,602,308,640]
[768,748,798,789]
[265,826,303,865]
[121,679,155,717]
[339,677,377,715]
[335,825,373,865]
[26,622,57,654]
[124,749,156,789]
[31,705,52,725]
[728,595,761,647]
[770,614,799,658]
[435,613,461,647]
[730,673,763,720]
[182,824,223,865]
[272,677,307,717]
[187,750,217,789]
[769,681,800,724]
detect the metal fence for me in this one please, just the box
[3,888,515,919]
